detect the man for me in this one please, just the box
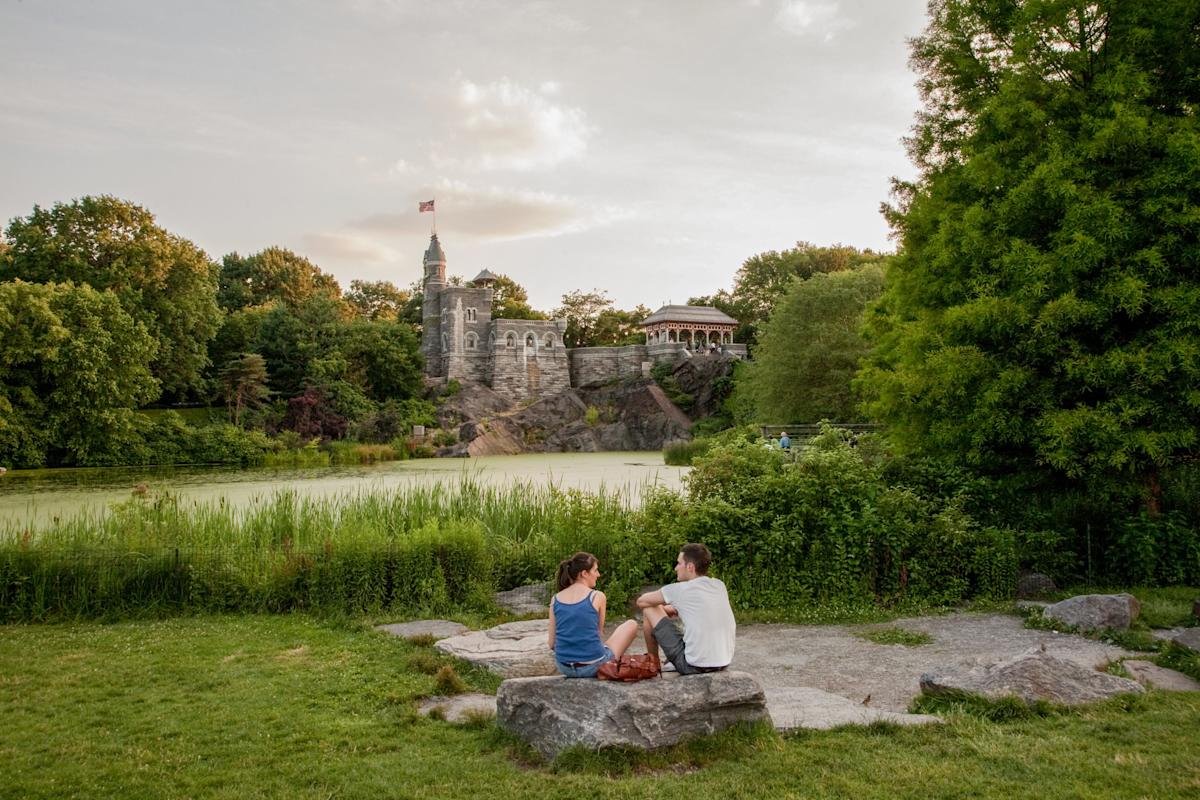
[779,431,791,450]
[636,543,736,674]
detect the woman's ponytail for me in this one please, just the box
[556,551,597,591]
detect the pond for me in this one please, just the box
[0,452,689,528]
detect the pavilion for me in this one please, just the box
[640,304,739,349]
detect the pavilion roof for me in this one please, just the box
[640,304,739,327]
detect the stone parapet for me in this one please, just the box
[569,345,650,387]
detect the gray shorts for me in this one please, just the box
[654,618,727,675]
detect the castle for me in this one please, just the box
[419,234,745,400]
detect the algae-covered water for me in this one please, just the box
[0,452,688,527]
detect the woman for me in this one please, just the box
[548,551,639,678]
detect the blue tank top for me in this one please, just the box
[553,591,606,664]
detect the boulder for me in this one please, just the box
[496,671,769,759]
[1173,628,1200,653]
[919,649,1144,705]
[1016,572,1057,600]
[435,619,556,677]
[374,620,469,641]
[494,583,550,616]
[1193,598,1200,621]
[764,687,941,731]
[1043,593,1140,631]
[1122,660,1200,692]
[418,693,497,723]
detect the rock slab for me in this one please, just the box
[494,583,550,616]
[418,693,497,722]
[1016,572,1057,600]
[1122,660,1200,692]
[765,687,941,731]
[920,649,1144,705]
[435,619,556,677]
[1043,593,1140,631]
[496,671,769,759]
[375,620,468,640]
[1173,628,1200,653]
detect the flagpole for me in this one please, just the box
[432,197,437,236]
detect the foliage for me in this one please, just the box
[2,195,221,398]
[0,280,159,468]
[855,626,934,647]
[351,398,437,444]
[217,247,342,312]
[555,289,615,348]
[280,387,348,441]
[742,265,885,423]
[344,279,411,321]
[691,242,885,346]
[857,1,1200,518]
[485,274,547,320]
[217,353,271,426]
[663,438,712,466]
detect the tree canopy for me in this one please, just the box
[742,265,885,423]
[218,247,343,312]
[1,196,220,398]
[857,0,1200,512]
[486,274,547,320]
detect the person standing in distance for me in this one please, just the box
[636,543,735,674]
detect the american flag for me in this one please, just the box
[419,200,435,213]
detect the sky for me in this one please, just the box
[0,0,929,312]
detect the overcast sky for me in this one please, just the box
[1,0,929,311]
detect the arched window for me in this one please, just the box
[506,332,516,348]
[465,332,478,350]
[525,333,536,349]
[543,333,555,348]
[489,331,496,348]
[440,333,448,352]
[466,308,477,322]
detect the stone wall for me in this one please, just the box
[569,345,651,388]
[490,319,570,400]
[438,287,493,382]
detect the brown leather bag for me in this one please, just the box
[596,653,661,682]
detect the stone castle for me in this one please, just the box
[419,234,745,401]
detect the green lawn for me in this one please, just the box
[2,615,1199,799]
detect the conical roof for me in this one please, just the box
[472,269,500,284]
[424,234,446,263]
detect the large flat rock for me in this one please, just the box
[496,671,769,759]
[1123,660,1200,692]
[375,620,468,640]
[1043,593,1140,631]
[765,687,941,730]
[435,619,556,677]
[920,649,1144,705]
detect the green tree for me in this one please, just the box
[0,281,158,467]
[692,242,882,346]
[2,196,220,398]
[592,304,652,346]
[555,289,614,347]
[218,353,271,427]
[488,274,547,320]
[744,265,885,423]
[857,0,1200,514]
[345,280,411,321]
[218,247,343,312]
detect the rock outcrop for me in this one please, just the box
[1122,660,1200,692]
[669,352,739,419]
[765,686,941,730]
[1173,627,1200,652]
[1016,571,1057,600]
[375,620,468,640]
[1043,593,1140,631]
[496,671,769,758]
[919,649,1144,705]
[434,619,556,678]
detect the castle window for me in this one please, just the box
[466,308,477,322]
[441,333,448,352]
[506,332,516,348]
[465,332,478,350]
[526,334,536,349]
[489,331,496,348]
[543,333,555,348]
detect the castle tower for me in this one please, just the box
[420,234,447,376]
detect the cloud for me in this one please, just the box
[432,78,591,171]
[300,232,401,266]
[775,1,854,41]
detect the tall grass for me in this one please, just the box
[0,481,647,621]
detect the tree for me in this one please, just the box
[2,196,220,398]
[742,266,885,423]
[345,280,411,321]
[488,274,547,320]
[857,0,1200,514]
[0,280,158,467]
[218,353,271,427]
[692,242,883,347]
[555,289,614,348]
[218,247,343,312]
[592,304,652,346]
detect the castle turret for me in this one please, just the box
[420,234,447,376]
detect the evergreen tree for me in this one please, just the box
[858,0,1200,513]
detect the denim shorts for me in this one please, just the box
[556,646,614,678]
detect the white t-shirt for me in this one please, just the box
[660,576,736,668]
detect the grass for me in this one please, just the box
[855,626,934,647]
[2,614,1200,799]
